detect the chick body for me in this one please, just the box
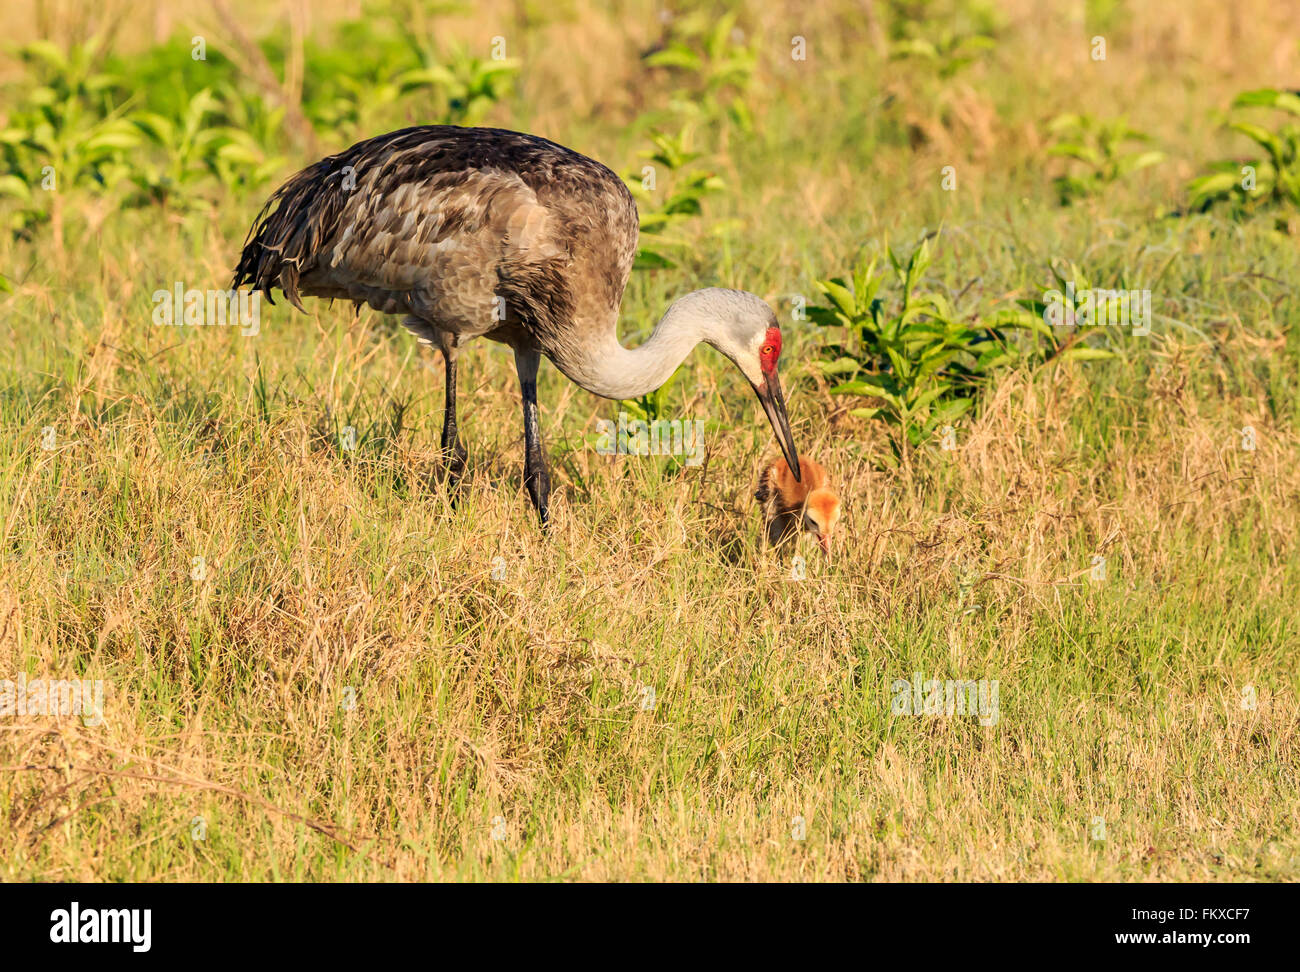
[756,456,841,554]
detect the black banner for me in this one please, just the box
[1,882,1285,958]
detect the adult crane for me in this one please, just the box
[233,126,800,525]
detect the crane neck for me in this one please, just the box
[560,291,717,400]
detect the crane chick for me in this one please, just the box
[756,457,841,555]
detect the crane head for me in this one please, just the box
[751,323,801,481]
[689,289,801,480]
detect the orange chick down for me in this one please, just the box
[755,456,841,554]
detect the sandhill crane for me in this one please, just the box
[233,126,800,525]
[756,456,840,555]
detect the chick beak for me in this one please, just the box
[818,533,831,556]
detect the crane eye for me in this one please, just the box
[761,345,774,355]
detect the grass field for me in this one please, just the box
[1,0,1298,881]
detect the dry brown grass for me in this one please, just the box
[2,320,1295,879]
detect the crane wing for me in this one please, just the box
[233,126,637,342]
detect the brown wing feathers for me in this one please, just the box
[232,135,384,310]
[231,126,638,329]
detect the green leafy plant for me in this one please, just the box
[1187,89,1300,214]
[432,44,521,126]
[886,0,1005,38]
[809,239,1045,460]
[316,44,518,131]
[283,15,434,133]
[0,36,143,243]
[1046,114,1164,205]
[129,88,284,207]
[243,3,517,135]
[620,369,679,425]
[642,10,758,131]
[1013,262,1140,362]
[890,32,996,78]
[0,170,44,241]
[378,1,520,128]
[874,3,1005,154]
[885,0,1002,77]
[623,129,724,270]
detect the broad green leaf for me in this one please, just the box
[633,249,676,270]
[1047,142,1102,165]
[816,357,861,376]
[1126,150,1165,172]
[1232,88,1300,117]
[1060,346,1117,362]
[931,397,973,423]
[890,39,938,59]
[818,278,858,317]
[830,379,894,399]
[910,385,948,413]
[19,41,70,74]
[644,46,703,71]
[0,175,32,199]
[82,129,141,152]
[1228,121,1283,161]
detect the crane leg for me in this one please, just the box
[437,331,468,482]
[514,348,551,527]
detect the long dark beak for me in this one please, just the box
[755,370,800,481]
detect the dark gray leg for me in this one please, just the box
[437,331,467,482]
[514,348,550,526]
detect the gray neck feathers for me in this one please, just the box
[561,290,721,400]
